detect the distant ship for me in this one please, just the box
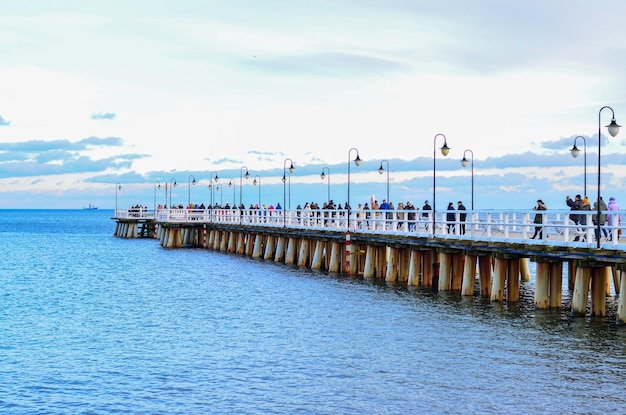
[83,204,98,210]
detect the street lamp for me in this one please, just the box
[320,167,331,203]
[168,178,177,208]
[460,149,474,210]
[253,175,261,208]
[569,136,587,197]
[228,179,236,206]
[188,174,196,206]
[433,134,450,235]
[378,159,389,203]
[154,181,161,213]
[596,106,620,248]
[215,184,223,206]
[210,171,219,207]
[347,147,362,225]
[240,166,250,207]
[115,183,122,216]
[283,158,295,225]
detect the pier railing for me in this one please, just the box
[114,207,625,250]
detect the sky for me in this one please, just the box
[1,0,626,211]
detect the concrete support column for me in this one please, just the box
[363,245,376,279]
[617,270,626,324]
[236,233,245,255]
[535,262,550,309]
[422,251,433,288]
[571,267,591,316]
[385,248,399,282]
[275,237,286,262]
[491,258,507,302]
[408,250,422,286]
[461,255,477,296]
[590,268,606,317]
[549,262,563,308]
[567,260,576,291]
[298,239,310,268]
[220,231,228,251]
[438,253,452,291]
[376,247,387,279]
[349,243,359,276]
[245,232,255,256]
[252,234,263,258]
[311,240,324,270]
[285,238,297,265]
[451,253,464,291]
[506,258,520,302]
[329,242,341,273]
[227,232,236,253]
[263,236,275,260]
[613,266,621,295]
[520,257,531,282]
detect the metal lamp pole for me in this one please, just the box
[347,147,362,228]
[569,136,587,197]
[321,167,331,202]
[240,166,250,208]
[188,174,196,206]
[597,106,621,248]
[433,134,450,236]
[283,158,295,226]
[378,159,389,203]
[460,149,474,210]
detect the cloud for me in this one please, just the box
[91,112,116,120]
[0,115,9,126]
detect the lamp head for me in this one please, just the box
[378,164,384,174]
[570,144,580,158]
[461,157,469,167]
[192,178,196,185]
[607,118,621,137]
[440,143,450,156]
[214,175,219,183]
[228,181,233,188]
[253,178,258,186]
[354,155,362,167]
[245,171,250,179]
[289,164,295,174]
[282,175,286,183]
[173,181,177,187]
[320,171,326,180]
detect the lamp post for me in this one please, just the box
[283,158,295,226]
[240,166,250,208]
[569,136,587,197]
[115,183,122,216]
[460,149,474,210]
[597,106,621,248]
[228,179,236,206]
[321,167,331,203]
[347,147,362,226]
[215,185,223,206]
[253,175,261,208]
[168,178,177,208]
[154,181,161,213]
[187,174,196,206]
[210,171,219,207]
[433,134,450,235]
[378,159,389,203]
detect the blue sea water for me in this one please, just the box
[1,209,626,414]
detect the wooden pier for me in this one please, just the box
[113,207,626,324]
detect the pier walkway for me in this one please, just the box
[113,207,626,324]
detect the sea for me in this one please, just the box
[1,209,625,415]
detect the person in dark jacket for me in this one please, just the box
[531,199,547,239]
[446,202,456,234]
[457,201,467,235]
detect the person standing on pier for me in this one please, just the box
[446,202,456,234]
[531,199,547,239]
[566,194,582,240]
[607,196,621,241]
[457,201,467,235]
[592,197,608,241]
[422,200,431,229]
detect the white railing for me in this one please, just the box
[115,207,626,250]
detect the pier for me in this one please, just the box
[113,207,626,323]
